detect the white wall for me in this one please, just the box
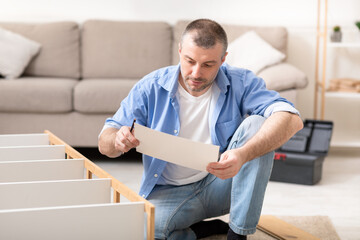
[1,0,359,27]
[1,0,359,119]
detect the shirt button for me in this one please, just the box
[142,194,145,198]
[174,130,178,134]
[154,174,158,178]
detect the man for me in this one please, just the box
[98,19,303,240]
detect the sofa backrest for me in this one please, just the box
[0,22,80,79]
[172,20,288,65]
[81,20,173,79]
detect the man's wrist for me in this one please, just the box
[234,147,251,164]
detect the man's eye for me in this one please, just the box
[204,64,213,68]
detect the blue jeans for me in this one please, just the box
[147,115,274,239]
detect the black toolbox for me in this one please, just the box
[270,119,333,185]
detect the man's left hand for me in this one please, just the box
[206,149,247,180]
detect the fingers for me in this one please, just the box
[114,126,140,153]
[207,153,230,170]
[207,162,236,179]
[207,157,230,169]
[207,169,235,180]
[206,152,242,180]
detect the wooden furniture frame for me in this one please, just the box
[45,130,155,240]
[314,0,328,120]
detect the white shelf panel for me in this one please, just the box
[0,178,111,210]
[328,42,360,48]
[0,133,49,147]
[331,140,360,148]
[0,145,65,161]
[330,133,360,148]
[0,202,145,240]
[0,159,85,183]
[325,91,360,98]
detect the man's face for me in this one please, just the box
[179,34,227,97]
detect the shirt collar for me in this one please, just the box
[158,64,180,99]
[215,64,230,94]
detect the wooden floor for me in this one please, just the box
[88,148,360,240]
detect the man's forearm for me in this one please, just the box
[98,128,123,158]
[238,112,303,163]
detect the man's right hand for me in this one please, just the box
[114,126,140,154]
[98,126,140,158]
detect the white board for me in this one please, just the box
[0,202,145,240]
[0,133,49,147]
[0,179,111,210]
[0,145,65,161]
[135,123,219,171]
[0,159,84,183]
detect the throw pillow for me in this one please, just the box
[0,27,41,79]
[226,31,285,74]
[258,63,308,91]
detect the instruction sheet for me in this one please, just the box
[134,123,219,171]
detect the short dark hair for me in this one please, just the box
[181,19,228,55]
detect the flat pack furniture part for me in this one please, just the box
[0,202,145,240]
[45,130,155,240]
[0,145,65,161]
[0,159,84,183]
[0,178,111,210]
[0,133,50,147]
[0,131,155,240]
[257,215,320,240]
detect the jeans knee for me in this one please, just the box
[228,115,266,150]
[257,150,274,170]
[241,115,266,133]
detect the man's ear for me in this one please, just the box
[221,52,228,64]
[178,43,182,55]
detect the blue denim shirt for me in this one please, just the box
[104,63,293,198]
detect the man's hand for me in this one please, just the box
[206,148,248,180]
[114,126,140,153]
[98,126,139,158]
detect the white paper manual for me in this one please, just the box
[134,123,220,171]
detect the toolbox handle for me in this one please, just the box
[274,153,286,161]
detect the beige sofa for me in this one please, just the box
[0,20,307,147]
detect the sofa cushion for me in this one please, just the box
[0,22,80,79]
[0,78,77,113]
[226,31,285,74]
[172,20,287,65]
[258,63,308,91]
[81,20,172,79]
[0,27,41,79]
[74,79,138,114]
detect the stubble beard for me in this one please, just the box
[183,76,214,93]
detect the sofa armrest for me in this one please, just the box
[257,63,308,92]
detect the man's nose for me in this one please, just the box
[192,64,201,79]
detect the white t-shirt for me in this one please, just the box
[159,83,216,185]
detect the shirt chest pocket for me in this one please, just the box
[216,114,242,148]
